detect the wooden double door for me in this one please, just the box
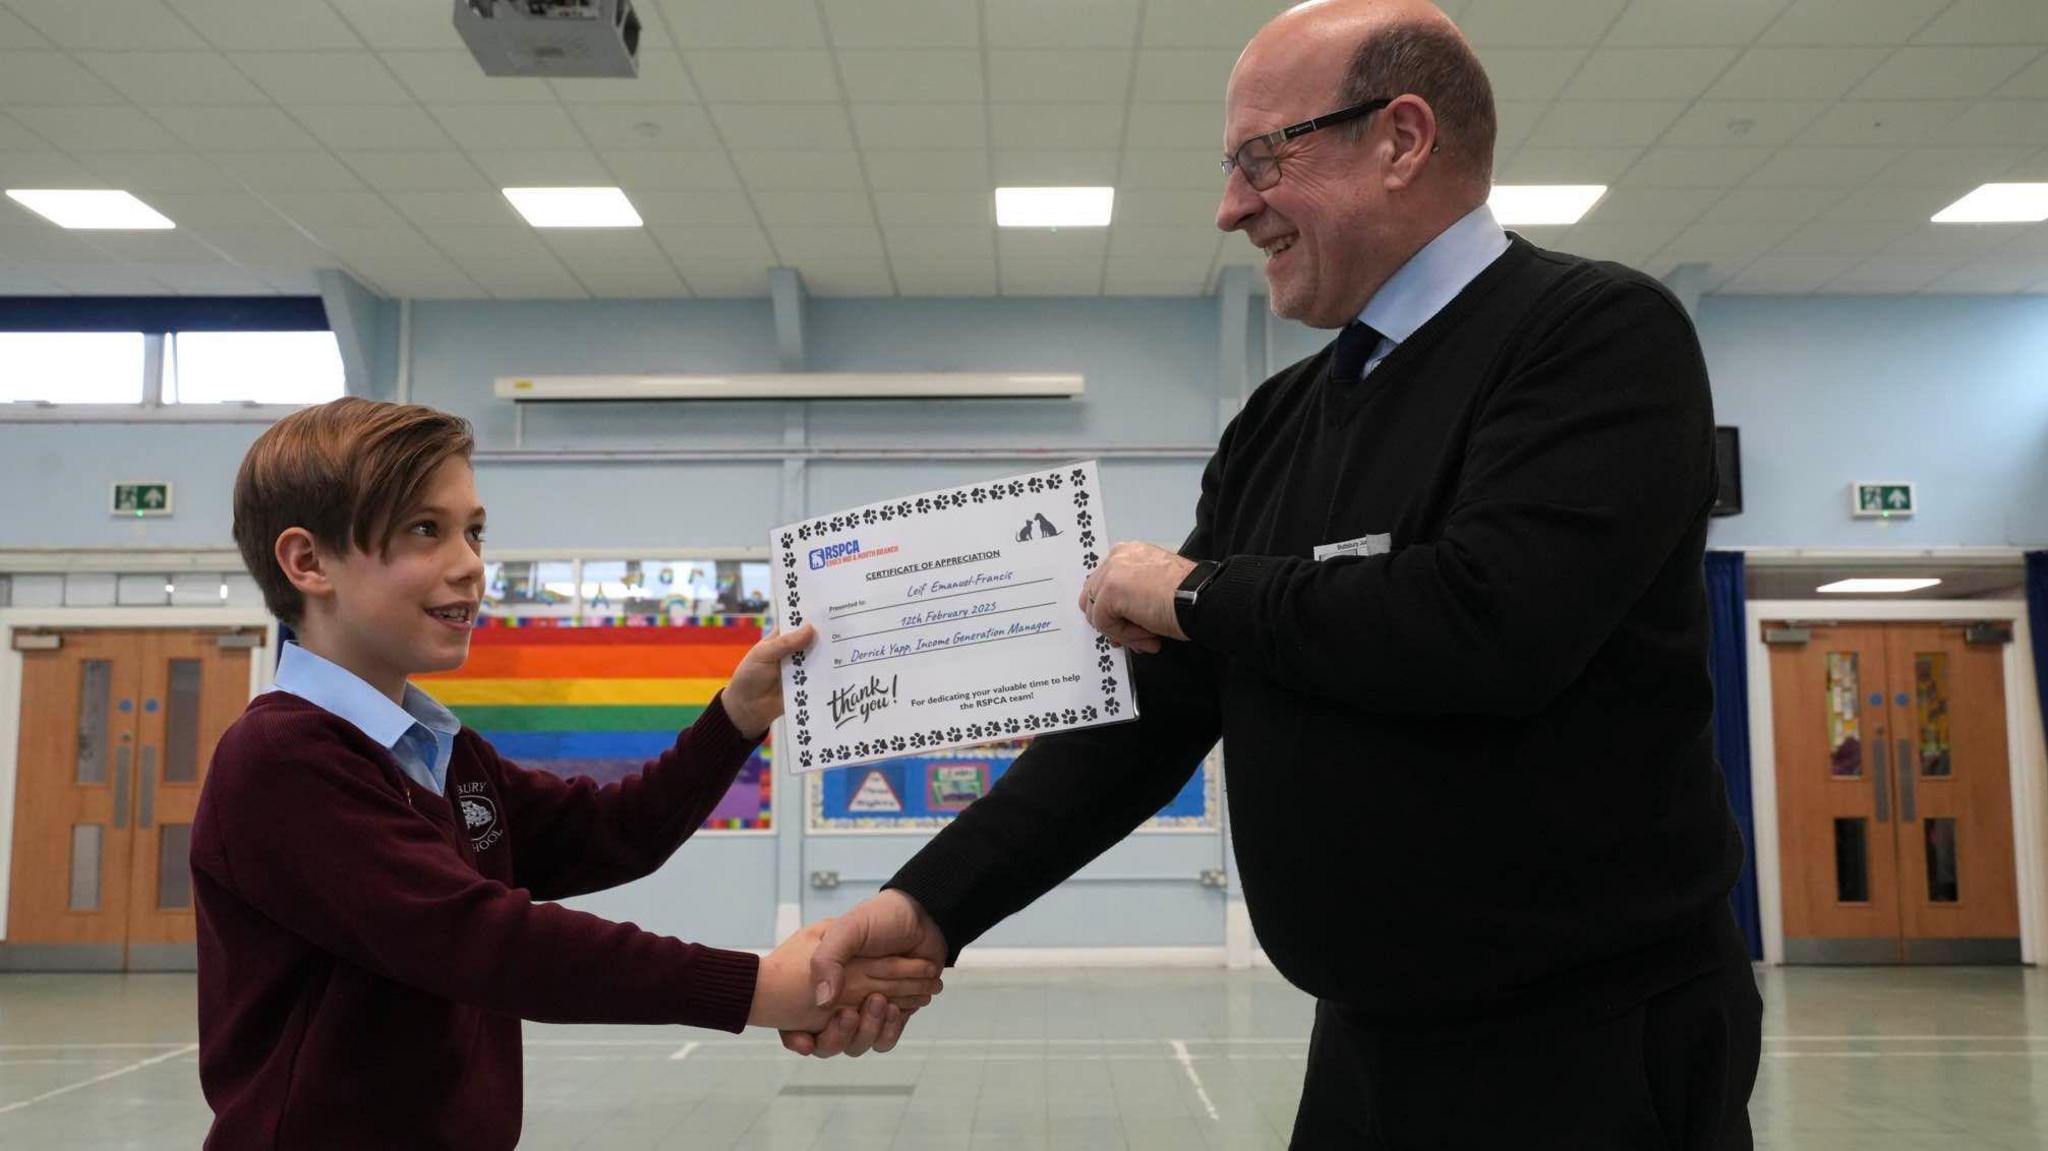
[1769,621,2020,964]
[5,628,259,970]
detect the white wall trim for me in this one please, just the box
[953,947,1227,968]
[0,608,276,943]
[1225,898,1254,970]
[1736,547,2025,567]
[1743,598,2043,967]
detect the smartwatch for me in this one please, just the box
[1173,558,1225,634]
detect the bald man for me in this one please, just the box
[791,2,1760,1145]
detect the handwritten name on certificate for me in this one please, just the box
[771,461,1138,772]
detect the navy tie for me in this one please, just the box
[1328,321,1384,385]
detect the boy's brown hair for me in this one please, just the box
[233,398,475,625]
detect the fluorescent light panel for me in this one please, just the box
[1931,183,2048,224]
[502,186,642,228]
[1488,184,1607,226]
[996,186,1114,227]
[1815,578,1943,595]
[6,189,174,230]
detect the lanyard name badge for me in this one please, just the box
[1312,533,1391,562]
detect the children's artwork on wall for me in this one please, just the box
[808,742,1220,832]
[419,616,773,831]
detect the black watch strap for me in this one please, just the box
[1173,559,1224,633]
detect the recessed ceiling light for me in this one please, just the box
[6,189,174,230]
[1815,578,1943,594]
[1488,184,1607,226]
[995,186,1114,228]
[1931,183,2048,224]
[502,186,643,228]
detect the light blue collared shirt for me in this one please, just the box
[1352,203,1511,379]
[271,641,461,796]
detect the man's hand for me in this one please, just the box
[780,890,948,1058]
[1079,542,1196,654]
[721,623,816,740]
[748,916,941,1033]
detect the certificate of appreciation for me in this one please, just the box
[772,461,1138,772]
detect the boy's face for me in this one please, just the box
[319,457,486,689]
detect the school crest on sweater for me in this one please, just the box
[456,781,503,852]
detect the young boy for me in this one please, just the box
[193,398,937,1149]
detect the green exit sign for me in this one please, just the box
[1852,481,1915,519]
[111,481,173,518]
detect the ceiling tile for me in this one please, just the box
[837,51,982,103]
[686,51,840,102]
[1942,100,2048,147]
[9,105,178,152]
[1139,1,1277,48]
[1793,100,1972,147]
[988,50,1133,103]
[1491,101,1546,153]
[680,261,774,297]
[711,105,855,151]
[417,225,558,262]
[1473,48,1590,102]
[1563,48,1738,100]
[1554,221,1686,265]
[1603,0,1791,47]
[1132,50,1235,103]
[656,0,824,48]
[543,231,688,296]
[230,50,413,103]
[1881,221,2016,258]
[600,150,744,191]
[1103,254,1214,295]
[429,104,585,151]
[1723,255,1861,292]
[1497,146,1643,183]
[1460,0,1630,46]
[262,190,411,231]
[567,103,720,150]
[985,0,1139,48]
[999,256,1101,296]
[0,108,41,149]
[1705,47,1888,100]
[452,256,589,299]
[1107,223,1220,256]
[1759,0,1953,46]
[1658,101,1827,148]
[1125,103,1221,150]
[731,150,867,190]
[817,0,978,48]
[143,190,297,228]
[871,189,992,226]
[650,222,776,259]
[465,149,614,186]
[339,149,491,191]
[378,51,556,104]
[72,151,240,192]
[551,50,699,104]
[1771,217,1921,256]
[1653,219,1800,265]
[2000,54,2048,97]
[1925,257,2048,293]
[891,257,997,295]
[384,190,524,229]
[992,149,1118,184]
[1111,188,1225,227]
[155,106,322,151]
[1914,1,2048,45]
[326,0,460,51]
[0,150,106,185]
[162,0,362,50]
[1120,149,1226,189]
[794,258,895,297]
[293,104,456,151]
[632,191,761,226]
[851,104,986,150]
[998,228,1107,260]
[1827,184,1966,221]
[152,263,280,294]
[882,224,993,259]
[991,103,1127,151]
[765,223,884,260]
[1697,186,1843,224]
[1850,46,2040,100]
[74,51,269,104]
[1743,148,1903,186]
[0,51,124,104]
[203,149,365,190]
[1824,255,1968,293]
[751,189,876,226]
[1524,102,1687,149]
[1620,147,1775,186]
[1575,186,1721,224]
[0,7,50,48]
[25,261,175,294]
[7,0,207,50]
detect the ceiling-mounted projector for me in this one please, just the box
[454,0,640,78]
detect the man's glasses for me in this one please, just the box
[1219,98,1392,191]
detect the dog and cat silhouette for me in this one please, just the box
[1015,513,1061,542]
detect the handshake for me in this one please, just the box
[744,890,945,1057]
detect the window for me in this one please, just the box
[0,332,146,403]
[164,331,345,405]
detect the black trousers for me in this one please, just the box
[1289,935,1762,1149]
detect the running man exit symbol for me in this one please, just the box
[111,482,173,518]
[1851,482,1914,519]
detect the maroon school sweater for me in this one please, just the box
[190,690,764,1150]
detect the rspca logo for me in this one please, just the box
[455,782,503,852]
[809,538,861,570]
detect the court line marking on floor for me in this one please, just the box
[1764,1051,2048,1058]
[668,1042,700,1062]
[1761,1035,2048,1041]
[0,1042,197,1116]
[1169,1040,1221,1122]
[0,1043,193,1052]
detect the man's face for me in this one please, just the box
[320,457,487,688]
[1216,51,1388,329]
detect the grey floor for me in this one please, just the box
[1,965,2044,1149]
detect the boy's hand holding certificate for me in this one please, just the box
[773,461,1138,772]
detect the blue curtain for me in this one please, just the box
[1705,551,1762,959]
[2029,555,2048,798]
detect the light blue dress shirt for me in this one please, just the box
[271,641,461,796]
[1352,203,1512,378]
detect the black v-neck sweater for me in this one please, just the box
[891,236,1745,1026]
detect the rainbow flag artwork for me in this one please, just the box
[416,618,772,830]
